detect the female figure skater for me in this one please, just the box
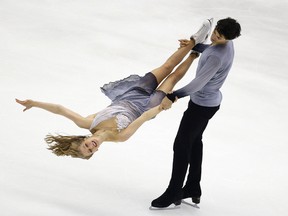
[16,19,213,160]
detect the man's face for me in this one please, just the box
[210,29,227,44]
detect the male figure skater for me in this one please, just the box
[151,17,242,208]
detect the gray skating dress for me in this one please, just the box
[90,72,166,132]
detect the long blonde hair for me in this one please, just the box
[45,134,92,160]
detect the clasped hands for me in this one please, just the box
[159,95,178,111]
[178,39,192,49]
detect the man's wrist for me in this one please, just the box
[166,93,177,102]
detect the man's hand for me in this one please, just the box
[160,96,177,110]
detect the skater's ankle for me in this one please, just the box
[190,38,196,46]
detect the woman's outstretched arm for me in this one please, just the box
[117,105,163,142]
[15,99,92,129]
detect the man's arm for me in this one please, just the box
[16,99,92,129]
[167,55,221,102]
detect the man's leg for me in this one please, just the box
[182,134,205,204]
[182,103,220,204]
[151,101,207,208]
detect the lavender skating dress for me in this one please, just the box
[90,72,166,132]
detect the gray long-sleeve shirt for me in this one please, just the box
[171,41,235,107]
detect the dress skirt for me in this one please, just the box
[101,72,166,113]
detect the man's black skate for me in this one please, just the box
[181,192,200,208]
[182,188,201,204]
[191,197,200,204]
[150,189,182,209]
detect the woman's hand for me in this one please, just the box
[15,98,34,112]
[178,39,191,48]
[160,96,177,110]
[16,98,91,129]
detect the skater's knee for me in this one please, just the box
[161,62,174,73]
[167,73,181,86]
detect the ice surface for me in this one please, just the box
[1,0,287,215]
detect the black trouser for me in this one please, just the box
[167,100,220,197]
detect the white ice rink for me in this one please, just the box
[1,0,287,215]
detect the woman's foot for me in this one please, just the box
[190,50,200,58]
[191,18,214,44]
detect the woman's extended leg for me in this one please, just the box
[151,39,195,84]
[156,51,198,93]
[151,18,213,86]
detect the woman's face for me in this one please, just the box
[78,136,102,157]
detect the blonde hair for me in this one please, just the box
[45,134,92,160]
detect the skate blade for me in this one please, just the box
[181,200,200,209]
[149,204,181,210]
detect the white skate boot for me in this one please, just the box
[191,18,213,44]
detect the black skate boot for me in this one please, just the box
[182,188,201,204]
[150,189,182,209]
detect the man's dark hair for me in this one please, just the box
[215,17,241,40]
